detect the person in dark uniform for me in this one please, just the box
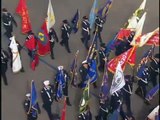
[115,40,127,56]
[1,49,9,86]
[98,43,107,72]
[2,8,17,38]
[78,60,89,88]
[60,20,72,53]
[124,31,135,51]
[78,105,92,120]
[24,93,41,120]
[95,94,110,120]
[120,75,134,119]
[81,16,90,50]
[55,66,72,106]
[135,65,150,99]
[48,28,59,59]
[41,80,54,120]
[148,54,159,87]
[93,15,105,44]
[8,40,25,72]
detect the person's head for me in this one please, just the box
[83,16,88,20]
[58,66,64,71]
[82,60,88,68]
[2,8,8,13]
[27,30,33,35]
[63,19,68,24]
[25,93,31,99]
[43,80,50,88]
[100,43,106,50]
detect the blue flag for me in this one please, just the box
[30,80,38,117]
[89,0,98,29]
[97,0,113,20]
[81,59,98,88]
[71,9,80,33]
[56,82,63,99]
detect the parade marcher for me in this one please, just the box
[93,15,105,44]
[48,27,59,59]
[24,93,41,120]
[120,75,134,119]
[8,39,25,72]
[124,31,135,51]
[148,53,159,87]
[81,16,90,50]
[78,105,92,120]
[98,43,107,72]
[2,8,17,38]
[95,94,110,120]
[115,40,127,56]
[41,80,54,120]
[55,66,72,106]
[135,65,150,99]
[1,49,9,86]
[60,20,72,53]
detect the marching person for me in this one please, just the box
[98,43,107,72]
[95,94,110,120]
[48,27,59,59]
[78,105,92,120]
[60,20,72,53]
[1,49,9,86]
[2,8,17,38]
[24,93,41,120]
[81,16,90,50]
[55,66,72,106]
[149,53,159,87]
[135,65,150,99]
[41,80,54,120]
[93,15,105,44]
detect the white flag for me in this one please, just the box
[47,0,55,32]
[110,62,125,95]
[130,12,147,46]
[9,36,22,73]
[138,27,159,47]
[127,0,147,29]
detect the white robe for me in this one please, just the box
[9,36,22,73]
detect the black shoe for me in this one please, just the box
[20,69,25,72]
[144,99,150,105]
[60,42,63,46]
[66,97,72,106]
[51,56,55,59]
[68,50,71,53]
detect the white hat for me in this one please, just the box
[26,93,31,97]
[43,80,50,86]
[58,66,64,70]
[82,60,87,64]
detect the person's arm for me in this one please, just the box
[10,13,17,27]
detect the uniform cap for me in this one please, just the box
[2,8,7,12]
[83,16,88,19]
[82,60,87,64]
[63,19,68,24]
[58,66,64,70]
[100,43,106,48]
[43,80,50,86]
[26,93,31,97]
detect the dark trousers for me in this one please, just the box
[81,34,90,50]
[1,72,8,85]
[60,38,71,53]
[97,32,103,43]
[27,115,37,120]
[50,42,55,59]
[96,109,108,120]
[135,85,147,98]
[123,94,132,115]
[150,73,157,87]
[4,25,13,38]
[98,61,105,72]
[43,104,53,120]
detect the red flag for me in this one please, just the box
[61,99,67,120]
[146,32,159,46]
[31,54,39,71]
[108,46,136,73]
[117,28,132,41]
[16,0,32,34]
[37,21,51,56]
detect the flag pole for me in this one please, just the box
[70,50,79,86]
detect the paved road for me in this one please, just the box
[1,0,159,120]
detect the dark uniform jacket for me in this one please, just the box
[61,23,71,39]
[2,12,17,32]
[79,65,88,82]
[95,16,105,32]
[149,58,159,76]
[1,50,9,73]
[99,49,106,65]
[24,99,41,119]
[82,19,90,37]
[41,85,54,106]
[49,28,59,43]
[78,110,92,120]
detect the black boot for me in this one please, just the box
[66,97,72,106]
